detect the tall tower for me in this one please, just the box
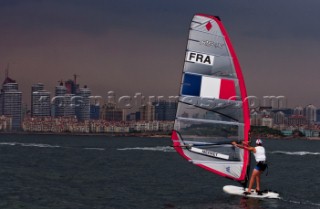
[31,83,51,117]
[305,104,317,125]
[54,82,67,117]
[0,73,22,130]
[65,75,79,94]
[274,111,286,125]
[76,85,91,121]
[139,103,155,121]
[250,110,261,126]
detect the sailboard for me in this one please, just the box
[171,14,251,192]
[223,185,280,199]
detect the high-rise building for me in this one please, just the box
[90,104,100,120]
[293,106,303,116]
[153,101,177,121]
[250,110,261,126]
[139,103,155,121]
[101,102,124,121]
[0,76,22,130]
[31,83,50,117]
[261,96,287,109]
[277,96,287,109]
[63,94,75,116]
[274,111,286,125]
[305,104,317,125]
[75,85,91,121]
[54,82,66,117]
[261,116,273,128]
[54,74,87,118]
[135,112,141,121]
[317,109,320,123]
[65,75,80,94]
[31,83,43,116]
[89,96,100,120]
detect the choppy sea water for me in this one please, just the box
[0,134,319,209]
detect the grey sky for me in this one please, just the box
[0,0,320,108]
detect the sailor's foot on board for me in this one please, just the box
[243,191,251,195]
[256,189,263,195]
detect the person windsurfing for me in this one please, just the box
[232,139,267,195]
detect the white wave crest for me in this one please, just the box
[83,148,105,151]
[117,146,175,152]
[0,142,60,148]
[0,142,17,146]
[271,151,320,156]
[282,198,320,207]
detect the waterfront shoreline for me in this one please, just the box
[2,131,319,140]
[0,131,172,138]
[306,137,320,140]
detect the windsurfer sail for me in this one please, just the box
[171,14,250,184]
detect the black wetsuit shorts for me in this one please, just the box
[255,161,267,171]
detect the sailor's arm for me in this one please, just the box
[232,141,255,152]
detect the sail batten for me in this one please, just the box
[171,14,250,182]
[176,117,244,126]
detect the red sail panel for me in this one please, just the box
[219,79,236,100]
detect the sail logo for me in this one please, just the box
[198,149,229,160]
[186,51,214,66]
[200,40,225,49]
[205,22,212,31]
[201,149,219,157]
[226,166,231,173]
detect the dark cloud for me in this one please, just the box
[0,0,319,108]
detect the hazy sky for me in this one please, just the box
[1,0,320,108]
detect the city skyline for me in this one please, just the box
[1,1,320,108]
[1,72,320,135]
[3,73,320,111]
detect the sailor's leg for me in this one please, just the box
[256,172,261,191]
[247,169,259,192]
